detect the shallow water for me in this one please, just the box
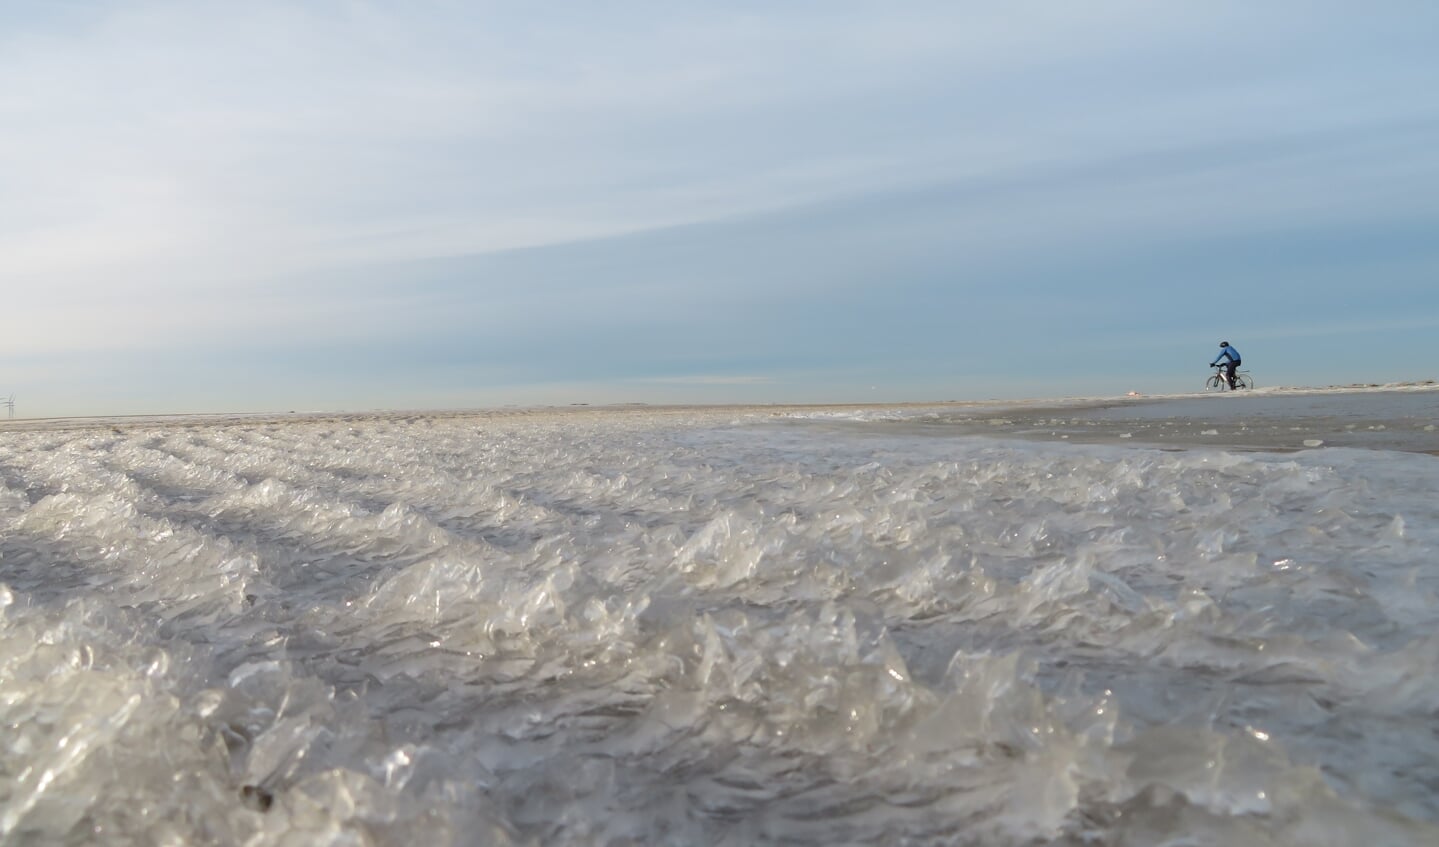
[2,406,1438,845]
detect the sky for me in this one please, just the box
[2,1,1438,417]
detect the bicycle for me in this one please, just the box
[1206,365,1253,391]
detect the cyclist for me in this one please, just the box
[1210,341,1242,389]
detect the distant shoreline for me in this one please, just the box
[2,379,1436,433]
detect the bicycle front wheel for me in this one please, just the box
[1205,375,1227,391]
[1235,374,1253,390]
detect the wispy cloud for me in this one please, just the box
[630,375,777,386]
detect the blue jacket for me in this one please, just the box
[1211,345,1242,365]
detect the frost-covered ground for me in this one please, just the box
[2,391,1438,845]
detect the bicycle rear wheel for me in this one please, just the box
[1235,374,1254,390]
[1205,375,1226,391]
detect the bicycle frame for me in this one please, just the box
[1207,365,1252,391]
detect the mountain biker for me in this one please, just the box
[1210,341,1242,389]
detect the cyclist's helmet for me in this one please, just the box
[1219,341,1229,347]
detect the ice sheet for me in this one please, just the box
[1,401,1437,844]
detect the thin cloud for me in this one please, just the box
[630,376,778,386]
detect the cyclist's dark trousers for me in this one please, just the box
[1224,361,1240,388]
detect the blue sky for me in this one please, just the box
[3,1,1437,417]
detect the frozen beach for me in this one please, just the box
[2,386,1438,845]
[794,383,1439,455]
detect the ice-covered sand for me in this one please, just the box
[792,382,1439,455]
[2,386,1437,845]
